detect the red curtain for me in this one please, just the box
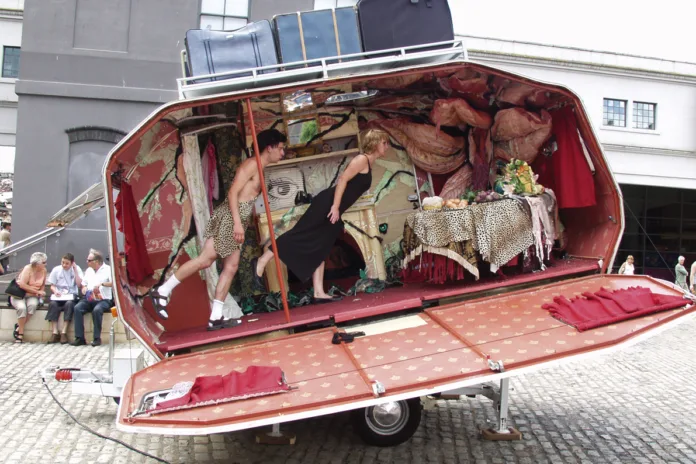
[542,286,686,331]
[115,181,154,285]
[533,106,596,209]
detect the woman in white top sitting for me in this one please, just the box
[618,255,635,275]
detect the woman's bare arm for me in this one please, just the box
[328,156,369,224]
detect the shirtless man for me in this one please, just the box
[150,129,286,330]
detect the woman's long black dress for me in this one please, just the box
[276,156,372,282]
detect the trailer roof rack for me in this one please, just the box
[177,39,467,100]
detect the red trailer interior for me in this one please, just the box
[103,61,623,359]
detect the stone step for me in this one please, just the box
[0,306,130,344]
[0,271,131,343]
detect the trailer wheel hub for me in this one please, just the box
[366,401,408,435]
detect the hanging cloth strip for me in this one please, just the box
[114,181,154,285]
[201,138,220,214]
[514,191,558,270]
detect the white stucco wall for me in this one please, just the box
[462,36,696,190]
[0,2,23,172]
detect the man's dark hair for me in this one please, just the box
[1,223,10,230]
[256,129,286,154]
[62,253,75,263]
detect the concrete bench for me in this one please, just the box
[0,302,130,343]
[0,272,130,343]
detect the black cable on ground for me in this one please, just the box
[41,377,170,464]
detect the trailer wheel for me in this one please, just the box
[351,398,421,447]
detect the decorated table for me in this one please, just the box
[403,193,558,281]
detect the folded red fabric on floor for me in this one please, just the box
[151,366,290,414]
[542,286,686,331]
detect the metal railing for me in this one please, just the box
[177,39,467,100]
[0,227,65,271]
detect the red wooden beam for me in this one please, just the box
[244,98,291,323]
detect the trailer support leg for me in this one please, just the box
[108,318,118,375]
[255,423,297,445]
[480,378,522,441]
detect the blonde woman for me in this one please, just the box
[252,129,390,303]
[12,252,48,343]
[618,255,635,275]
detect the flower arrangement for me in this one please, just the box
[496,158,544,195]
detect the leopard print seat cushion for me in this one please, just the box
[406,199,535,267]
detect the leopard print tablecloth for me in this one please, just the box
[403,224,479,279]
[406,199,534,268]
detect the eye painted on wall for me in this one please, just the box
[267,177,300,202]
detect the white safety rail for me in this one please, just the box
[177,39,467,100]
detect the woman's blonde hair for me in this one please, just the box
[626,255,634,261]
[30,252,47,266]
[360,129,389,154]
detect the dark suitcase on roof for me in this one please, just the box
[273,8,363,65]
[185,20,278,82]
[357,0,454,52]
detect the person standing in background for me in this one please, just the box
[618,255,635,275]
[0,222,11,271]
[690,259,696,294]
[675,256,689,291]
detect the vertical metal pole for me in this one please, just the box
[496,378,510,433]
[245,98,291,323]
[108,318,117,375]
[411,164,422,210]
[427,172,435,197]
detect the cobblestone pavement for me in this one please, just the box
[2,315,696,464]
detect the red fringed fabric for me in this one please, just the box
[542,286,686,331]
[150,366,291,415]
[402,252,468,285]
[114,181,153,285]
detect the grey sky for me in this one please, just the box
[451,0,694,63]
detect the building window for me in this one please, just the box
[1,46,20,78]
[314,0,358,8]
[200,0,248,31]
[603,98,626,127]
[633,101,656,130]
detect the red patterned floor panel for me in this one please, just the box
[119,274,693,435]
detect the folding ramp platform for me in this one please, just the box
[116,274,694,435]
